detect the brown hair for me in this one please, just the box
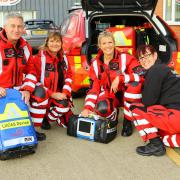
[136,45,157,59]
[40,31,63,53]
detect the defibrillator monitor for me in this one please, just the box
[77,118,96,140]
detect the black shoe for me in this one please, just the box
[41,117,51,130]
[36,131,46,141]
[136,137,166,156]
[121,119,133,137]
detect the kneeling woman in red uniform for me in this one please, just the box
[29,32,73,129]
[81,31,142,136]
[130,45,180,156]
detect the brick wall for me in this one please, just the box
[155,0,180,39]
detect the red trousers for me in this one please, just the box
[131,104,180,147]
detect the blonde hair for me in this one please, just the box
[40,31,63,52]
[97,31,115,47]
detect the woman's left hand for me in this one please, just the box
[110,76,119,93]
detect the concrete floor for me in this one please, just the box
[0,98,180,180]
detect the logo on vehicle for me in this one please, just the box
[0,0,21,6]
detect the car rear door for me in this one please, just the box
[81,0,158,17]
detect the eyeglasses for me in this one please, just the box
[139,53,152,61]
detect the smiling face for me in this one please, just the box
[98,32,115,58]
[47,36,62,54]
[4,17,24,44]
[98,36,115,56]
[137,46,158,70]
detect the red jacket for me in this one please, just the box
[33,50,72,97]
[84,49,142,111]
[0,29,36,92]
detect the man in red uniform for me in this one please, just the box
[0,12,45,141]
[130,45,180,156]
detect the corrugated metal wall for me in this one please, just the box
[0,0,79,25]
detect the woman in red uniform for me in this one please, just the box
[29,32,73,129]
[130,45,180,156]
[81,31,143,136]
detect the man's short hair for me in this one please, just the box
[4,12,24,25]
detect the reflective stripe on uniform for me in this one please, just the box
[133,119,149,126]
[65,78,72,83]
[93,60,98,78]
[29,107,46,114]
[124,108,132,118]
[32,117,43,123]
[32,99,49,107]
[121,54,126,73]
[172,135,179,147]
[124,74,130,83]
[85,94,97,101]
[139,127,158,136]
[25,74,37,81]
[40,51,46,84]
[63,54,69,70]
[124,92,142,99]
[21,81,35,89]
[133,73,140,82]
[63,84,71,92]
[85,101,96,108]
[23,45,30,60]
[163,136,170,146]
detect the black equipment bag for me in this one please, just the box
[67,115,117,143]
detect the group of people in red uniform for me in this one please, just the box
[1,12,180,157]
[0,13,73,141]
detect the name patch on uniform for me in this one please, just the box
[132,65,146,76]
[109,62,119,70]
[4,48,16,58]
[18,48,24,58]
[45,63,55,71]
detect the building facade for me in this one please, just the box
[156,0,180,38]
[0,0,78,27]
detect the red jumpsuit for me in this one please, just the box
[84,49,142,121]
[0,29,36,92]
[29,50,73,127]
[131,63,180,147]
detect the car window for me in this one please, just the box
[61,15,78,37]
[25,21,55,29]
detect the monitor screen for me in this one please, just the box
[78,120,91,133]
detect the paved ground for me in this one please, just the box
[1,97,180,180]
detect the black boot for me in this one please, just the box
[121,118,133,137]
[41,117,51,130]
[36,131,46,141]
[136,137,166,156]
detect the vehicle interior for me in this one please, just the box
[85,14,177,65]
